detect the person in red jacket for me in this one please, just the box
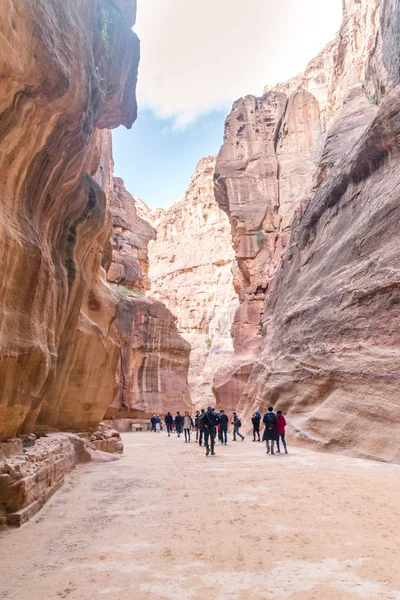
[276,410,288,454]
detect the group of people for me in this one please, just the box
[151,406,288,457]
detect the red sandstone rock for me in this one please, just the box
[0,0,139,440]
[217,0,400,461]
[108,178,155,292]
[106,296,192,419]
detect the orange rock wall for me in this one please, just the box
[215,0,400,461]
[0,0,139,439]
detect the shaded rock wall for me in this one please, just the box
[0,0,139,439]
[104,178,192,418]
[108,177,156,292]
[148,157,239,407]
[216,0,400,461]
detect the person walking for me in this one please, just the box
[155,415,161,433]
[232,412,245,441]
[150,415,156,432]
[165,412,174,437]
[200,407,220,456]
[276,410,288,454]
[263,406,278,454]
[183,412,194,442]
[198,408,205,446]
[219,409,229,445]
[252,411,261,442]
[175,412,183,438]
[194,410,200,441]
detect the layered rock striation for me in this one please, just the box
[0,0,139,439]
[215,0,400,461]
[148,157,239,407]
[105,178,192,419]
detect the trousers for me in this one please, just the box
[204,428,216,453]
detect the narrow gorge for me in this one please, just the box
[1,0,400,531]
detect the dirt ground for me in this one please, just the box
[1,432,400,600]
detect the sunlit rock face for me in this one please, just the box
[104,178,192,419]
[213,89,321,411]
[0,0,139,439]
[215,0,400,461]
[148,156,239,408]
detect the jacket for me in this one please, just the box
[165,413,173,425]
[219,413,229,428]
[276,414,286,434]
[183,415,193,429]
[175,415,183,428]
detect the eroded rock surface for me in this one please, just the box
[0,0,139,439]
[148,157,239,407]
[217,0,400,461]
[104,178,192,418]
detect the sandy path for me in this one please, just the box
[1,432,400,600]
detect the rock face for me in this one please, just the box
[107,177,156,292]
[0,0,139,439]
[0,432,121,526]
[148,157,239,407]
[213,88,322,411]
[216,0,400,462]
[105,178,192,419]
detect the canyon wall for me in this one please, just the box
[215,0,400,462]
[148,157,239,407]
[105,177,192,419]
[0,0,140,439]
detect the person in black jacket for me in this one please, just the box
[194,410,200,441]
[199,407,220,456]
[219,409,229,445]
[165,412,174,437]
[175,412,184,437]
[251,411,261,442]
[262,406,278,454]
[198,408,205,446]
[150,415,156,432]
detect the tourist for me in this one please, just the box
[276,410,288,454]
[150,414,157,432]
[183,411,194,442]
[219,409,229,445]
[263,406,278,455]
[155,415,161,433]
[175,411,183,437]
[201,406,220,456]
[194,410,200,441]
[165,412,174,437]
[232,412,245,441]
[252,411,261,442]
[198,408,206,446]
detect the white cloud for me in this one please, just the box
[135,0,343,127]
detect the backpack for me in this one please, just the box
[236,418,242,428]
[264,412,276,430]
[205,411,220,427]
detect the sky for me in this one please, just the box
[113,0,343,209]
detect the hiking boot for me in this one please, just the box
[252,439,255,442]
[241,437,245,441]
[211,452,215,456]
[206,449,210,456]
[285,449,288,454]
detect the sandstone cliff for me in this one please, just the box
[148,157,239,407]
[215,0,400,461]
[0,0,139,439]
[105,177,192,419]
